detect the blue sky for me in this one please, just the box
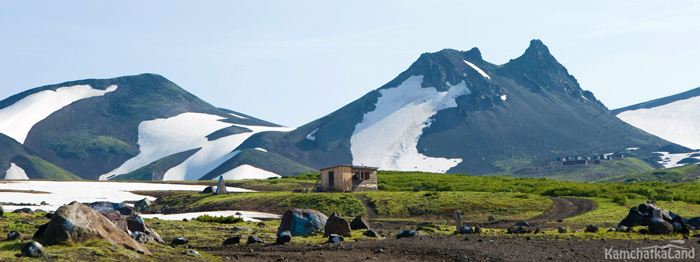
[1,1,699,127]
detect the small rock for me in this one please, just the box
[21,241,45,258]
[534,227,541,234]
[363,229,382,239]
[487,216,495,222]
[223,236,241,245]
[375,248,384,254]
[202,186,214,194]
[558,227,569,233]
[557,219,563,223]
[514,221,529,227]
[328,234,344,243]
[276,231,292,244]
[182,218,188,222]
[40,201,49,206]
[459,226,473,234]
[464,236,470,241]
[639,228,648,234]
[171,237,189,246]
[584,225,599,233]
[396,230,415,239]
[257,222,267,228]
[474,226,484,234]
[247,235,263,244]
[350,215,371,230]
[526,236,532,241]
[7,230,21,241]
[184,250,201,257]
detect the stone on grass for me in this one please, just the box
[459,226,473,234]
[584,225,599,233]
[21,241,45,258]
[324,212,352,237]
[223,236,241,245]
[276,231,291,244]
[133,198,151,213]
[350,215,370,230]
[558,227,569,233]
[328,234,344,243]
[514,221,529,227]
[89,201,164,244]
[396,230,425,239]
[43,202,151,255]
[487,216,495,222]
[277,209,328,237]
[363,229,383,239]
[247,235,263,244]
[649,218,673,235]
[171,237,189,246]
[202,186,214,194]
[184,250,201,257]
[7,230,21,241]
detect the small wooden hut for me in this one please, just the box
[319,165,378,192]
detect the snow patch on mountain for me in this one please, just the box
[229,112,248,119]
[254,147,268,152]
[464,60,490,79]
[350,75,467,172]
[617,96,700,149]
[5,163,29,180]
[0,85,117,144]
[655,151,700,168]
[306,128,319,141]
[100,112,291,180]
[212,164,281,180]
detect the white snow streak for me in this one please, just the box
[500,95,507,101]
[617,96,700,149]
[0,85,117,144]
[464,60,490,79]
[654,151,700,168]
[350,75,467,173]
[5,163,29,180]
[214,164,281,180]
[100,112,291,181]
[0,181,253,212]
[229,112,248,119]
[254,147,268,152]
[306,128,319,141]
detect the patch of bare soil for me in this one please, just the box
[204,234,700,262]
[486,197,597,229]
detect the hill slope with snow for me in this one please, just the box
[240,40,675,177]
[0,74,291,180]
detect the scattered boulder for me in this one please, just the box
[223,236,241,245]
[328,234,344,243]
[324,212,352,237]
[257,222,267,228]
[648,218,673,235]
[474,226,484,234]
[363,229,382,239]
[585,225,599,233]
[558,227,569,233]
[43,202,151,255]
[276,231,291,244]
[459,226,473,234]
[487,216,495,222]
[507,226,530,234]
[202,186,214,194]
[277,209,328,236]
[514,221,529,227]
[13,208,33,215]
[133,198,152,213]
[184,250,201,257]
[247,235,263,244]
[350,215,370,230]
[89,201,164,244]
[171,237,189,246]
[619,202,672,228]
[7,230,21,241]
[20,241,45,258]
[396,230,425,239]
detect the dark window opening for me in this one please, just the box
[328,171,334,186]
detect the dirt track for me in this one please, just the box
[486,197,597,229]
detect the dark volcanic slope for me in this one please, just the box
[0,133,80,180]
[241,40,673,175]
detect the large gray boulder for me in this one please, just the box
[43,201,151,255]
[648,218,673,235]
[619,202,672,228]
[324,212,352,237]
[277,209,328,237]
[89,201,164,244]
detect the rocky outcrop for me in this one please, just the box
[277,209,328,237]
[619,202,690,233]
[43,202,150,255]
[350,215,370,230]
[133,198,151,213]
[324,212,351,237]
[89,201,164,244]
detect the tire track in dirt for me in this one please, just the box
[487,197,597,228]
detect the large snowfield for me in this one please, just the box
[0,85,117,144]
[350,75,467,173]
[0,181,278,221]
[100,112,291,180]
[617,96,700,150]
[214,164,281,180]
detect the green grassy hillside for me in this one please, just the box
[594,163,700,183]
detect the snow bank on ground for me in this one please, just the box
[254,147,268,152]
[0,181,252,212]
[100,112,291,180]
[306,128,319,141]
[350,75,467,173]
[140,210,280,222]
[0,85,117,144]
[464,60,490,79]
[214,164,281,180]
[5,163,29,179]
[655,151,700,168]
[617,96,700,149]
